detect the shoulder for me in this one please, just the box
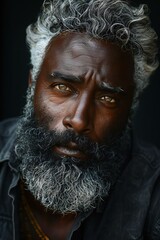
[144,176,160,239]
[128,138,160,193]
[0,117,19,162]
[132,138,160,171]
[0,117,19,138]
[132,138,160,238]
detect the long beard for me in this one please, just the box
[14,86,131,214]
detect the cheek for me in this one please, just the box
[94,108,130,143]
[34,93,67,131]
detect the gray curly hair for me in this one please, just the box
[26,0,158,100]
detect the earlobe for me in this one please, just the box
[28,71,32,86]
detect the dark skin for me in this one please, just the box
[24,32,135,239]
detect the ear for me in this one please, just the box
[28,70,32,86]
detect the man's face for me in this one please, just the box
[16,32,135,214]
[34,32,135,160]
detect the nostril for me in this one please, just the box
[63,115,90,133]
[63,116,73,129]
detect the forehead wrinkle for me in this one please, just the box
[77,69,125,94]
[65,39,106,62]
[64,48,102,62]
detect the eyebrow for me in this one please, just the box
[50,71,125,94]
[99,81,125,94]
[50,71,81,83]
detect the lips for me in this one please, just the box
[53,142,87,160]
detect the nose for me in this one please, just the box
[63,94,93,134]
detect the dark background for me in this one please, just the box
[1,0,160,148]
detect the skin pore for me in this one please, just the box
[21,32,135,240]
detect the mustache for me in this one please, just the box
[16,118,116,161]
[21,124,98,156]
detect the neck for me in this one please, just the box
[20,180,77,240]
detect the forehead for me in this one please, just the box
[43,32,134,87]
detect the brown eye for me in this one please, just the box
[55,84,71,92]
[100,96,116,103]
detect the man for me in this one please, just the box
[0,0,160,239]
